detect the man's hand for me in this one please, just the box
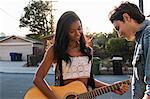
[142,94,150,99]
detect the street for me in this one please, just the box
[0,73,131,99]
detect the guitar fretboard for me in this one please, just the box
[78,79,131,99]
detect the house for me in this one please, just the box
[0,35,44,61]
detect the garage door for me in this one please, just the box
[0,45,32,61]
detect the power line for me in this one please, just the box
[0,7,18,22]
[0,7,29,34]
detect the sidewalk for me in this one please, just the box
[0,61,132,75]
[0,61,54,74]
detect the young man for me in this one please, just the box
[109,1,150,99]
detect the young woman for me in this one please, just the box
[33,11,128,99]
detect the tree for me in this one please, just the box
[107,29,118,38]
[19,0,54,40]
[93,33,110,58]
[0,32,6,37]
[106,38,129,59]
[93,33,108,49]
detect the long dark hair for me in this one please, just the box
[53,11,92,63]
[54,11,94,87]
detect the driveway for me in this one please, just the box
[0,61,27,67]
[0,61,54,74]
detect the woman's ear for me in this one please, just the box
[123,13,131,22]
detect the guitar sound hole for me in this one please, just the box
[66,95,76,99]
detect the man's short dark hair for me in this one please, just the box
[109,1,145,24]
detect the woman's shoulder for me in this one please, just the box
[46,45,54,52]
[45,45,58,63]
[47,45,60,62]
[45,45,55,57]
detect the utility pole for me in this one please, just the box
[139,0,144,13]
[49,0,57,34]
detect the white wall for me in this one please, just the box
[0,44,32,61]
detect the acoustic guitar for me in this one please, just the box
[24,79,131,99]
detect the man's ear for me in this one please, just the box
[123,13,131,22]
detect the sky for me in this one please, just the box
[0,0,150,37]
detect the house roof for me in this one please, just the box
[0,36,7,40]
[0,35,43,44]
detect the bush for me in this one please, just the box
[92,57,101,75]
[101,58,112,71]
[27,54,38,67]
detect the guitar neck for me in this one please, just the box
[78,79,131,99]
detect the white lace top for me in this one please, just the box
[62,56,91,80]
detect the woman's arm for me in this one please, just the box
[33,46,57,99]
